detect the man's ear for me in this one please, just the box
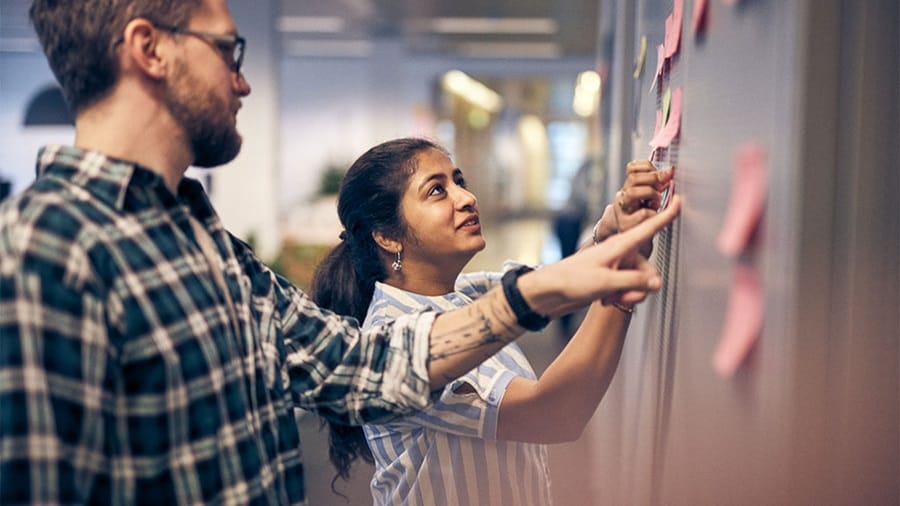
[119,18,167,80]
[372,231,402,254]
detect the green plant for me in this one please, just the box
[270,240,332,292]
[318,165,346,196]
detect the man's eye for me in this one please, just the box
[217,43,235,57]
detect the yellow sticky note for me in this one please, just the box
[633,35,648,80]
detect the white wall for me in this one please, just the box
[0,52,72,195]
[213,0,280,258]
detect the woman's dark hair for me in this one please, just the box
[310,137,448,493]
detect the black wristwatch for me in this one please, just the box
[501,266,551,332]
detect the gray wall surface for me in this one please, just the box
[588,0,899,504]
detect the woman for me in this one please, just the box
[312,138,676,505]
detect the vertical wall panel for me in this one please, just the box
[590,0,899,504]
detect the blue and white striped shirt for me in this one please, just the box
[362,271,553,506]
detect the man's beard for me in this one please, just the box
[164,60,242,168]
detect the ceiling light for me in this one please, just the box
[573,70,601,117]
[278,16,346,33]
[454,42,562,59]
[442,70,504,113]
[412,17,558,35]
[284,40,372,58]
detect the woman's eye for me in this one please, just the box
[428,185,445,196]
[456,178,468,189]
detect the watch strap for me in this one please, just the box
[501,266,551,332]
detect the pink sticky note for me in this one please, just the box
[649,87,682,149]
[664,0,685,58]
[713,264,763,378]
[693,0,709,35]
[717,143,767,256]
[664,14,676,56]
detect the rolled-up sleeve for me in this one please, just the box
[277,277,436,426]
[379,310,436,411]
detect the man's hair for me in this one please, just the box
[29,0,201,114]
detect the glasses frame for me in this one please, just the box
[154,23,246,74]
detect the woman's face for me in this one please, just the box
[397,148,486,272]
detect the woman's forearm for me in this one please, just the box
[427,287,524,389]
[497,302,630,443]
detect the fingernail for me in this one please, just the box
[648,276,661,289]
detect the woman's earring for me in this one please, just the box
[392,250,403,271]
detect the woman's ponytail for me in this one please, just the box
[307,137,448,491]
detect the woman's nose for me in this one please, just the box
[455,186,478,210]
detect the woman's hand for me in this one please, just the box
[592,160,674,253]
[519,195,681,318]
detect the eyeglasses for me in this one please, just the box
[154,23,246,74]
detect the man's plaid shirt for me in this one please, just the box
[0,145,436,504]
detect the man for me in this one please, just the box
[0,0,680,503]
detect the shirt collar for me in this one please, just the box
[35,145,216,220]
[373,281,472,312]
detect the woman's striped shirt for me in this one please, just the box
[361,270,553,506]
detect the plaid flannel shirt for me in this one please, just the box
[0,145,436,504]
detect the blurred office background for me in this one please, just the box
[1,0,897,505]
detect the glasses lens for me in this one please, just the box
[233,39,244,72]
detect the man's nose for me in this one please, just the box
[233,71,251,96]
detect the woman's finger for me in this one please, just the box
[596,268,662,298]
[625,167,674,191]
[618,209,660,231]
[619,186,662,210]
[600,253,658,305]
[597,195,681,263]
[625,159,657,175]
[601,290,648,307]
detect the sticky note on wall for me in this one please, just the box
[693,0,709,35]
[712,264,763,377]
[664,0,685,58]
[649,87,683,149]
[634,35,648,79]
[717,143,767,256]
[713,142,769,378]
